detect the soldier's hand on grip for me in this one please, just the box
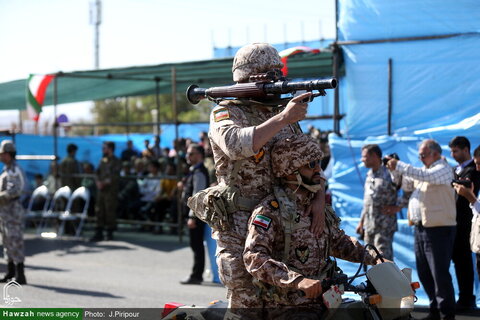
[296,277,322,299]
[280,92,312,124]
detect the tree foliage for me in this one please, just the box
[87,93,212,134]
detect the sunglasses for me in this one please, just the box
[308,160,321,169]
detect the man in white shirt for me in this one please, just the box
[387,139,456,320]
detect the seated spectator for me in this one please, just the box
[137,160,162,222]
[44,161,61,195]
[121,140,140,162]
[117,161,140,220]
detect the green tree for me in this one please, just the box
[89,93,212,134]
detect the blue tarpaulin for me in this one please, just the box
[330,0,480,305]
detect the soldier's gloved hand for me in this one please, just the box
[295,277,322,299]
[280,92,312,124]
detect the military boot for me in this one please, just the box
[89,227,104,242]
[14,263,26,285]
[105,229,114,241]
[0,261,15,283]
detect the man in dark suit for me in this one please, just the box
[449,136,480,311]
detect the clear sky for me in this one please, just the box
[0,0,335,127]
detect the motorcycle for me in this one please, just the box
[162,246,419,320]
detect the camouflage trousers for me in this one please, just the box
[215,228,263,320]
[0,208,25,264]
[364,230,395,260]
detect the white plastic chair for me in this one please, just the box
[57,187,91,238]
[37,186,72,235]
[24,185,50,229]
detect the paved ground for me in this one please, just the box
[2,226,224,309]
[0,225,479,319]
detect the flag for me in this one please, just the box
[26,74,55,121]
[279,46,320,76]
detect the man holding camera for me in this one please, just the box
[449,136,480,311]
[452,145,480,285]
[387,139,456,320]
[356,144,398,260]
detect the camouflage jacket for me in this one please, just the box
[0,161,25,220]
[244,187,376,306]
[208,100,299,238]
[360,165,398,234]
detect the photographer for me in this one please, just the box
[448,136,480,311]
[452,144,480,290]
[386,139,456,320]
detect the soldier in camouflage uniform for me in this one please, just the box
[59,143,81,191]
[90,141,122,242]
[0,140,27,284]
[243,134,381,316]
[355,144,398,260]
[208,43,326,311]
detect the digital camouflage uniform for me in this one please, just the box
[244,187,377,316]
[0,161,25,264]
[209,100,299,309]
[360,165,398,260]
[96,155,122,230]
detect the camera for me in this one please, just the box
[382,153,400,166]
[451,179,472,188]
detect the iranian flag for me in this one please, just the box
[26,74,55,121]
[279,46,320,76]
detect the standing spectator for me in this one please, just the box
[355,144,398,260]
[90,141,122,242]
[59,143,81,191]
[151,135,162,159]
[452,145,480,284]
[387,139,456,320]
[120,140,140,162]
[0,140,26,284]
[180,144,209,284]
[449,136,480,311]
[142,139,153,159]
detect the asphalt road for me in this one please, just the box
[1,226,224,309]
[0,226,479,320]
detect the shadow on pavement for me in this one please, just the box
[30,284,124,299]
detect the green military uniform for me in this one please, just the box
[96,155,121,230]
[59,155,81,191]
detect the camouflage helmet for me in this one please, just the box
[232,43,284,82]
[271,134,323,178]
[0,140,15,154]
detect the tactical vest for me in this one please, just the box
[253,186,342,304]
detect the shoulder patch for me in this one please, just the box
[269,200,279,210]
[253,148,265,163]
[295,246,310,264]
[252,214,272,230]
[213,107,230,122]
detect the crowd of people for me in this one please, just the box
[0,42,478,320]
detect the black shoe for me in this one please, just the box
[180,277,202,285]
[0,262,15,283]
[421,311,440,320]
[456,297,477,313]
[14,263,26,285]
[105,229,114,241]
[89,228,104,242]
